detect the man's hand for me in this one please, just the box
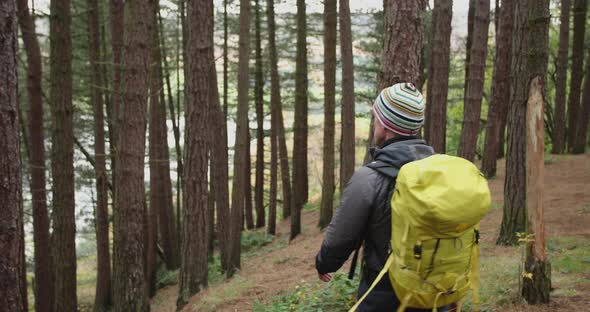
[318,273,332,283]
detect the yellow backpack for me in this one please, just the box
[349,154,491,312]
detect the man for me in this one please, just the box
[315,82,438,311]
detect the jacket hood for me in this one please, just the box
[368,139,435,178]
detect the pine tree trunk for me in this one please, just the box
[425,0,452,154]
[254,0,266,229]
[463,0,475,103]
[87,0,112,307]
[339,0,355,193]
[266,0,292,220]
[223,0,229,118]
[458,0,490,162]
[319,0,337,229]
[522,0,551,302]
[0,2,27,309]
[49,0,77,308]
[15,1,54,310]
[380,0,426,89]
[209,49,230,272]
[110,0,124,189]
[551,0,571,154]
[177,0,213,306]
[574,47,590,153]
[497,0,529,246]
[291,0,309,240]
[229,0,251,275]
[268,101,278,235]
[567,0,587,152]
[481,0,514,178]
[245,132,255,230]
[112,0,151,310]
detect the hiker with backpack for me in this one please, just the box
[315,83,491,312]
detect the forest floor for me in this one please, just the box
[151,153,590,312]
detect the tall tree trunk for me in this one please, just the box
[574,46,590,153]
[49,0,77,309]
[229,0,252,276]
[380,0,426,89]
[177,0,212,306]
[497,0,529,246]
[245,132,255,230]
[319,0,337,229]
[425,0,453,154]
[522,0,551,303]
[463,0,476,105]
[268,98,278,235]
[209,49,230,272]
[0,2,27,309]
[458,0,490,161]
[481,0,514,177]
[110,0,124,189]
[112,0,151,310]
[291,0,309,240]
[339,0,355,193]
[87,0,112,308]
[567,0,587,151]
[551,0,571,154]
[266,0,292,220]
[254,0,265,229]
[16,1,54,310]
[223,0,229,118]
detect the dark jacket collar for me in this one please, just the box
[379,135,418,149]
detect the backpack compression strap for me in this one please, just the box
[347,253,395,312]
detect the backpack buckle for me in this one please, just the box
[413,242,422,259]
[474,229,480,244]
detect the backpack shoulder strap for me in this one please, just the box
[365,160,401,180]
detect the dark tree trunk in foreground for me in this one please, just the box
[223,0,229,118]
[245,133,255,230]
[266,0,292,220]
[254,0,265,229]
[551,0,571,154]
[0,2,27,309]
[497,0,529,246]
[481,0,514,177]
[463,0,476,104]
[209,50,230,271]
[567,0,587,152]
[87,0,112,308]
[458,0,490,162]
[380,0,426,88]
[177,0,213,306]
[574,46,590,153]
[229,0,251,275]
[112,0,151,310]
[339,0,355,192]
[16,0,54,310]
[291,0,308,240]
[110,0,124,188]
[49,0,77,308]
[522,0,551,303]
[319,0,337,229]
[425,0,452,153]
[268,99,278,235]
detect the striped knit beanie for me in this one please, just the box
[372,82,425,136]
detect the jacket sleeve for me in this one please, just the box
[315,167,377,274]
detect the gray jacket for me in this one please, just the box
[316,137,435,282]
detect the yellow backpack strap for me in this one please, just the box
[470,229,481,312]
[348,253,394,312]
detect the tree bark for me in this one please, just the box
[463,0,476,104]
[223,0,229,118]
[245,132,255,230]
[567,0,587,152]
[319,0,337,229]
[254,0,265,229]
[574,47,590,153]
[522,0,551,302]
[0,1,27,309]
[112,0,151,310]
[425,0,452,154]
[481,0,514,178]
[49,0,77,308]
[291,0,309,240]
[110,0,124,189]
[458,0,489,162]
[228,0,251,275]
[266,0,292,220]
[87,0,112,308]
[551,0,571,154]
[177,0,213,306]
[497,0,529,246]
[339,0,355,193]
[15,1,54,310]
[209,48,230,272]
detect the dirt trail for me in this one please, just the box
[152,154,590,312]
